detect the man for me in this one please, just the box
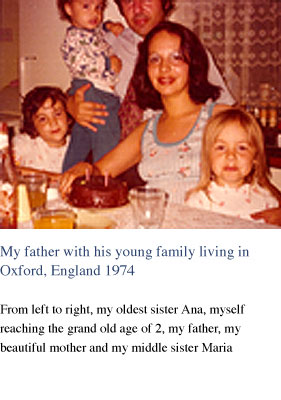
[106,0,177,102]
[68,0,235,137]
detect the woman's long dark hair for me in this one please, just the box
[132,21,221,110]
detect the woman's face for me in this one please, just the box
[147,30,189,98]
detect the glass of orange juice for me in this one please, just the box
[32,208,76,229]
[19,173,48,211]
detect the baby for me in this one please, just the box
[57,0,123,172]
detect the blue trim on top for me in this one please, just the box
[208,101,216,118]
[152,102,212,147]
[140,101,216,153]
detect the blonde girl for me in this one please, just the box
[186,108,281,221]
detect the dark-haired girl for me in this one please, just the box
[13,86,72,174]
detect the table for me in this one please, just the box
[76,202,279,229]
[18,194,279,229]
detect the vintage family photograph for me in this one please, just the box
[0,0,281,229]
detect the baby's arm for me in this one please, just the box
[104,21,123,76]
[110,55,122,75]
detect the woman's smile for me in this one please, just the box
[223,166,238,171]
[157,76,176,85]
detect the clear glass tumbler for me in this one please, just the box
[19,173,48,211]
[129,187,169,229]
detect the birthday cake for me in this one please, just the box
[68,175,128,208]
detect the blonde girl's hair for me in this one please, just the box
[186,107,281,205]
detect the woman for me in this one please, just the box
[60,21,229,202]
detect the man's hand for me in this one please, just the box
[67,84,109,133]
[251,207,281,226]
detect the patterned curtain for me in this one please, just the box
[171,0,281,106]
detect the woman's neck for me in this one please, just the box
[161,92,201,119]
[156,92,204,144]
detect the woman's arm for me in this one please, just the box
[95,122,145,176]
[60,121,146,195]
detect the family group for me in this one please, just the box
[13,0,281,225]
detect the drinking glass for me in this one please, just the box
[32,208,76,229]
[129,187,169,229]
[19,173,48,211]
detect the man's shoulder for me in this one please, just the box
[105,26,141,52]
[212,104,232,115]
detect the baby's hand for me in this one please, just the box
[110,55,122,75]
[106,21,124,36]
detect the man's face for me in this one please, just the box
[120,0,166,37]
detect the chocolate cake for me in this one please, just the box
[68,175,128,208]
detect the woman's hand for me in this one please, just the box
[67,83,109,133]
[59,120,144,198]
[251,207,281,226]
[59,162,94,197]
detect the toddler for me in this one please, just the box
[57,0,123,172]
[13,86,72,174]
[185,108,281,221]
